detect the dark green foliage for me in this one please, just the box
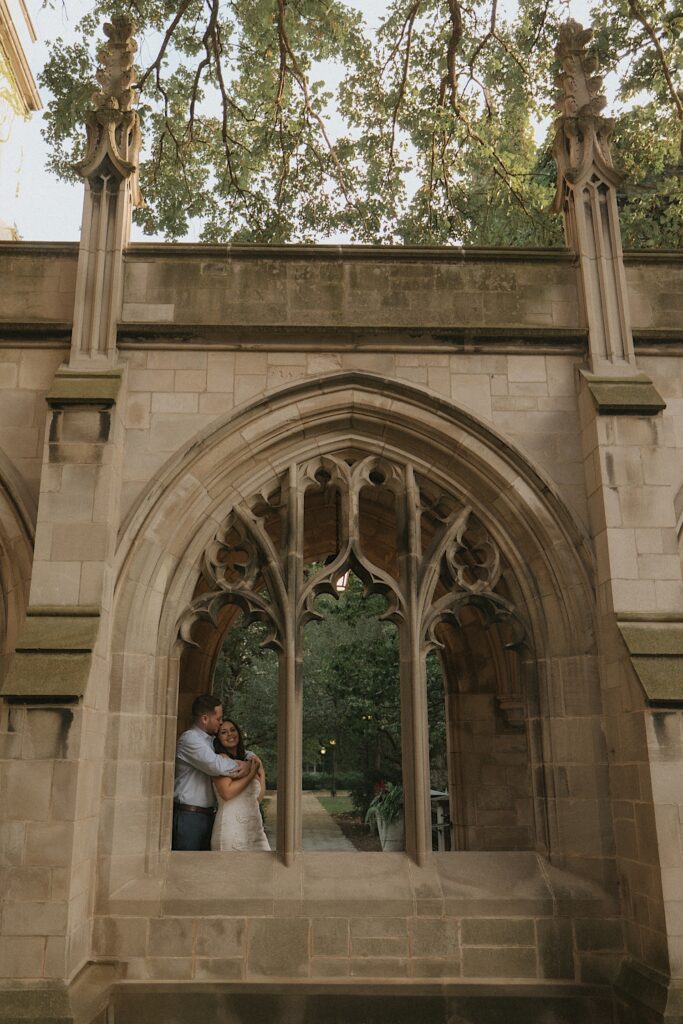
[212,573,448,805]
[366,781,404,826]
[213,620,278,779]
[40,0,681,246]
[301,770,364,791]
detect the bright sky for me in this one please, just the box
[3,0,593,243]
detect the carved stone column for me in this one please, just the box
[554,23,683,1023]
[553,20,664,409]
[0,19,139,996]
[69,14,142,367]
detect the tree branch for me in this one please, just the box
[388,1,421,171]
[627,0,683,156]
[439,0,463,109]
[276,0,356,208]
[136,0,195,94]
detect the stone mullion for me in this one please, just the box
[571,179,634,370]
[553,21,662,412]
[591,184,633,364]
[69,18,141,367]
[278,462,304,864]
[399,464,431,865]
[70,172,131,364]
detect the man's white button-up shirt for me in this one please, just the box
[174,726,240,808]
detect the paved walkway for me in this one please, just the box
[261,792,355,851]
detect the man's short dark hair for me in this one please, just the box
[191,694,221,720]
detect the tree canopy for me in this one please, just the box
[40,0,682,246]
[213,573,447,792]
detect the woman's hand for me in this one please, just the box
[214,758,258,801]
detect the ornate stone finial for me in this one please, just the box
[551,20,621,212]
[75,15,142,203]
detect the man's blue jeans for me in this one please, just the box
[172,806,214,850]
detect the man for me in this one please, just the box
[172,693,253,850]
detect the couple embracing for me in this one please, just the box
[172,694,270,852]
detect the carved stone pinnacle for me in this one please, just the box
[74,15,142,203]
[93,15,139,114]
[551,19,621,213]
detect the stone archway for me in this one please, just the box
[105,372,605,890]
[0,450,35,686]
[176,449,533,863]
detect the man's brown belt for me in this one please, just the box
[174,802,215,816]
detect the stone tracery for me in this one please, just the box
[177,450,527,863]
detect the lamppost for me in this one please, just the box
[328,738,337,797]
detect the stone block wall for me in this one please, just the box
[117,347,588,530]
[90,852,623,985]
[0,349,64,499]
[0,244,681,1023]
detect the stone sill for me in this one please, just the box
[123,243,577,263]
[0,240,680,264]
[100,851,618,919]
[117,324,589,352]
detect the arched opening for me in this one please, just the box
[106,373,603,887]
[302,570,402,853]
[175,449,538,863]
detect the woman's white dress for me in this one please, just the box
[211,777,270,851]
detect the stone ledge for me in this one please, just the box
[0,977,617,1024]
[0,321,72,342]
[581,372,666,416]
[618,621,683,706]
[125,242,577,263]
[1,608,100,701]
[117,324,588,353]
[47,369,123,407]
[0,962,123,1024]
[614,959,683,1024]
[109,979,616,1024]
[15,608,100,651]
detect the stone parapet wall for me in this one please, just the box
[0,243,681,336]
[120,246,581,332]
[91,851,623,985]
[0,244,77,325]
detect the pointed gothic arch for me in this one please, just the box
[0,449,35,687]
[104,373,606,887]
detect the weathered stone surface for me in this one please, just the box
[246,919,310,977]
[616,623,683,704]
[14,610,100,652]
[461,918,535,947]
[47,370,123,406]
[461,946,537,978]
[1,651,93,698]
[582,374,666,416]
[312,918,349,958]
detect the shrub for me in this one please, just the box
[349,767,403,819]
[365,782,404,826]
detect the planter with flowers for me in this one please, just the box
[364,781,404,851]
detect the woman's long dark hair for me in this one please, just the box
[214,718,246,760]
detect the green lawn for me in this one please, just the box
[316,793,354,815]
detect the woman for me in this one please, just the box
[210,719,270,851]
